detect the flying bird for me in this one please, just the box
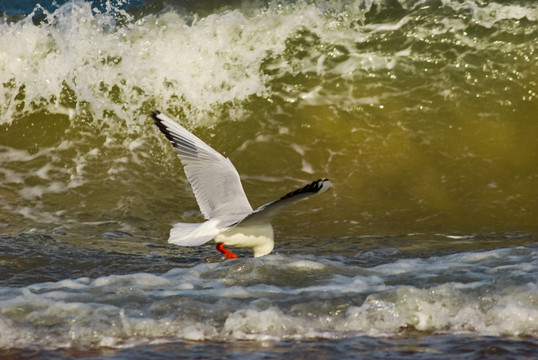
[152,111,331,259]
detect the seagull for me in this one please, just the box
[152,111,331,259]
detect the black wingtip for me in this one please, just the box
[280,179,330,201]
[152,110,176,144]
[151,110,162,123]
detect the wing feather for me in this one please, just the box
[239,179,331,225]
[153,111,253,219]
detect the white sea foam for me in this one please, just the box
[0,246,536,350]
[450,1,538,27]
[0,0,287,122]
[2,0,533,125]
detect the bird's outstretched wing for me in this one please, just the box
[153,111,253,219]
[239,179,331,225]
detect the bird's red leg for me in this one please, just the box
[216,243,238,259]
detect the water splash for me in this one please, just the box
[0,245,536,350]
[3,0,535,125]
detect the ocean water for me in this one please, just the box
[0,0,537,358]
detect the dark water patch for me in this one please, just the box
[0,233,203,287]
[5,335,538,359]
[278,233,537,263]
[1,231,534,287]
[0,0,146,16]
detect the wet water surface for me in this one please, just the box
[0,0,537,358]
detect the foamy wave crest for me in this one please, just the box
[3,0,535,125]
[1,246,536,350]
[2,0,360,124]
[1,0,258,123]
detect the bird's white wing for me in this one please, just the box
[153,111,253,219]
[238,179,331,225]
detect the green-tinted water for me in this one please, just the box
[1,0,536,241]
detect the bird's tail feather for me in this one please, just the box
[168,220,220,246]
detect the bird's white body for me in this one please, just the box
[152,111,331,258]
[215,224,274,258]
